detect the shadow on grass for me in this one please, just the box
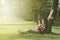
[18,30,60,35]
[10,33,60,40]
[50,32,60,35]
[7,29,60,40]
[7,32,60,40]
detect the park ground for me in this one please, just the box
[0,21,60,40]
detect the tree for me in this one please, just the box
[43,0,59,33]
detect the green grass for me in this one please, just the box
[0,22,60,40]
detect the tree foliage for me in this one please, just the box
[16,0,51,21]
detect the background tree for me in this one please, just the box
[17,0,50,23]
[46,0,59,33]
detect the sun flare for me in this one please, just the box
[0,0,16,23]
[0,0,5,5]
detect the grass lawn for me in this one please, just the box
[0,21,60,40]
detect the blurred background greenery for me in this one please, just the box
[0,0,59,40]
[0,0,60,26]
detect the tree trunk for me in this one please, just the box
[46,0,59,33]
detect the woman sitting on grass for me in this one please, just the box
[19,19,47,33]
[34,19,47,33]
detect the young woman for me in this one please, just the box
[18,19,47,33]
[34,18,47,33]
